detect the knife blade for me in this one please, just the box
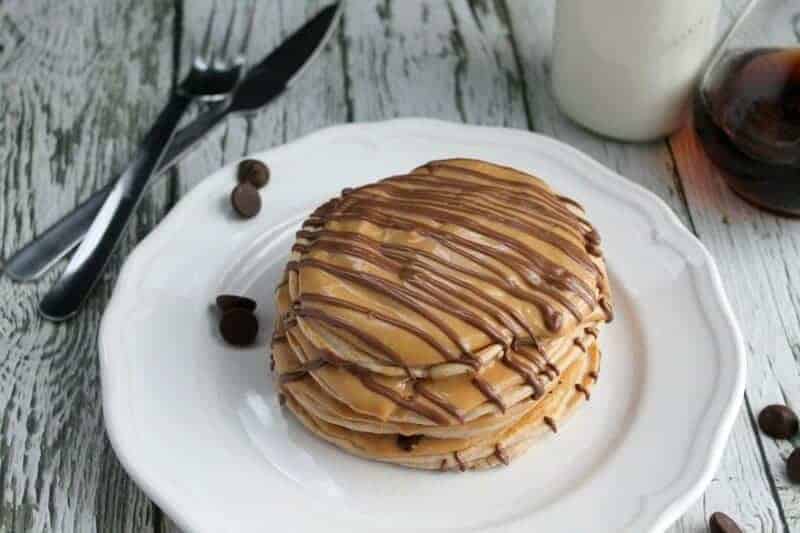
[4,2,342,283]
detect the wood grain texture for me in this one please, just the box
[161,1,350,531]
[668,1,800,531]
[0,0,176,531]
[4,0,800,532]
[173,0,349,197]
[504,0,787,531]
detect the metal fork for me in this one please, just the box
[38,3,254,322]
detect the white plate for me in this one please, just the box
[100,119,746,533]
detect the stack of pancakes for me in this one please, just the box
[271,159,612,471]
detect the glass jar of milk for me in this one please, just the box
[552,0,721,142]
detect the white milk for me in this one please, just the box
[552,0,720,142]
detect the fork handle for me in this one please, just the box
[38,93,192,321]
[4,102,229,282]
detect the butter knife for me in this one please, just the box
[4,2,342,283]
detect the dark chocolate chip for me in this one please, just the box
[231,183,261,218]
[237,159,270,189]
[758,404,799,439]
[219,308,259,347]
[215,294,257,312]
[709,512,742,533]
[397,434,423,452]
[788,448,800,483]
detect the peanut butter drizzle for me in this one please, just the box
[280,162,611,431]
[471,375,507,413]
[321,204,596,317]
[299,293,458,362]
[454,451,467,472]
[294,258,504,359]
[278,359,328,384]
[599,297,614,322]
[413,382,466,423]
[307,229,548,338]
[356,182,600,276]
[423,163,583,224]
[544,416,558,433]
[309,209,578,326]
[502,355,545,399]
[288,260,473,364]
[494,443,510,466]
[295,306,408,367]
[575,383,591,400]
[353,370,452,425]
[390,175,590,244]
[586,242,603,257]
[280,348,457,425]
[419,163,604,259]
[515,344,557,379]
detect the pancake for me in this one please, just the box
[269,158,612,470]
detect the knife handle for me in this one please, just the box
[3,104,229,282]
[38,93,193,321]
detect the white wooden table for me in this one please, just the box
[1,1,798,531]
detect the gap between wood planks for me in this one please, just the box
[152,0,795,531]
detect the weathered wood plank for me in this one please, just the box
[667,0,800,531]
[161,1,350,531]
[173,0,350,196]
[503,0,787,531]
[344,0,528,128]
[0,1,177,531]
[502,0,693,226]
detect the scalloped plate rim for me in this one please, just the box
[99,118,746,533]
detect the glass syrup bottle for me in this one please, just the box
[694,0,800,215]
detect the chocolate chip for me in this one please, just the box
[758,404,799,439]
[231,183,261,218]
[237,159,270,189]
[215,294,257,312]
[788,448,800,483]
[709,512,742,533]
[219,308,259,347]
[397,434,423,451]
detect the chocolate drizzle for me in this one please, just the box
[454,451,467,472]
[354,370,452,425]
[575,383,591,400]
[278,358,328,384]
[502,355,545,399]
[274,160,611,438]
[414,382,466,423]
[544,416,558,433]
[299,293,457,362]
[494,443,510,466]
[599,297,614,322]
[295,305,407,366]
[472,375,507,413]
